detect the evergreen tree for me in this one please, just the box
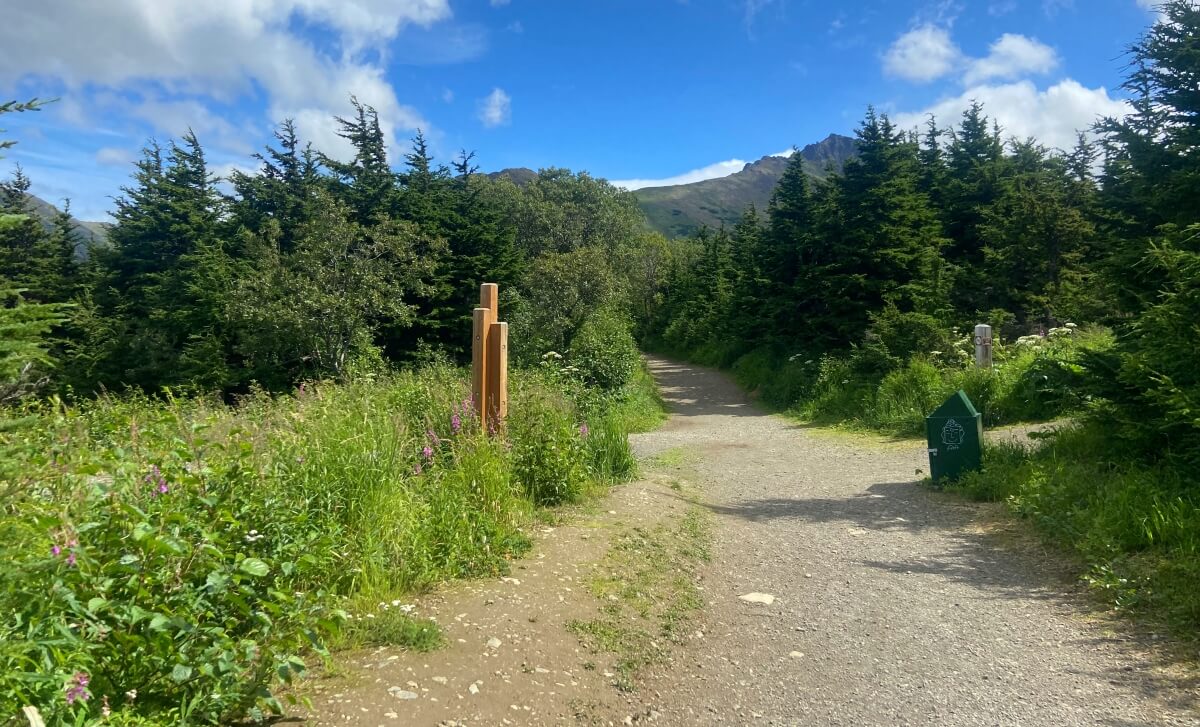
[228,119,321,251]
[322,98,396,223]
[831,108,948,341]
[82,132,230,391]
[978,140,1093,325]
[1098,0,1200,311]
[944,102,1004,271]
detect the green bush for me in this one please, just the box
[870,307,956,362]
[1082,241,1200,469]
[948,424,1200,632]
[868,359,950,434]
[508,380,590,505]
[569,308,640,391]
[0,361,653,723]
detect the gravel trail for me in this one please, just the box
[629,357,1197,726]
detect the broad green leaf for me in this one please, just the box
[239,558,269,577]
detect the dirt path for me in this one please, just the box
[299,357,1197,726]
[630,357,1195,726]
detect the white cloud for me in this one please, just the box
[0,1,448,158]
[883,25,962,83]
[610,159,749,191]
[964,34,1058,84]
[885,24,1059,88]
[478,88,511,128]
[442,89,455,103]
[94,147,134,167]
[893,78,1130,152]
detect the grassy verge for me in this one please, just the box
[650,327,1110,438]
[944,424,1200,640]
[568,505,711,692]
[0,362,666,725]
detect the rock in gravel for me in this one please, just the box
[789,651,805,659]
[432,676,448,685]
[738,592,776,605]
[487,637,502,649]
[387,687,418,700]
[468,683,480,695]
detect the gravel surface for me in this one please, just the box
[629,357,1198,726]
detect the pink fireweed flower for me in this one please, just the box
[65,672,90,705]
[422,446,434,461]
[51,544,62,557]
[427,429,441,446]
[413,462,423,475]
[579,423,589,438]
[66,551,77,567]
[451,413,462,434]
[145,465,169,497]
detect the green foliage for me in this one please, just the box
[949,425,1200,633]
[1083,238,1200,468]
[508,247,626,364]
[0,362,657,722]
[569,308,640,391]
[0,287,65,405]
[232,192,441,386]
[508,377,590,505]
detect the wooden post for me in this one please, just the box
[472,307,490,423]
[974,324,993,369]
[472,282,508,431]
[487,321,508,428]
[480,283,499,319]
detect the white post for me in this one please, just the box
[974,324,993,369]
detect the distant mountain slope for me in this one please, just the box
[21,194,110,255]
[633,133,857,238]
[486,167,539,186]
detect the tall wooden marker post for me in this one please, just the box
[472,283,509,430]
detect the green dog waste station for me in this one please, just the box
[926,390,983,483]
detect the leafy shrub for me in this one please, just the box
[508,380,589,505]
[0,362,652,723]
[0,402,341,724]
[569,308,640,391]
[868,359,950,434]
[870,307,956,362]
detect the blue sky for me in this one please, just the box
[0,0,1159,221]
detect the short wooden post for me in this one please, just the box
[974,324,993,369]
[472,307,490,422]
[487,321,508,427]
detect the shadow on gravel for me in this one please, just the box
[646,359,765,419]
[701,481,959,533]
[698,483,1200,715]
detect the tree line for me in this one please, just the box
[1,102,648,397]
[640,1,1200,468]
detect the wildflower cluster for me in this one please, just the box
[143,464,169,497]
[50,528,79,567]
[415,395,478,475]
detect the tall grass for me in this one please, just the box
[949,425,1200,634]
[0,363,663,724]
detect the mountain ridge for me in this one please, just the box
[632,133,857,237]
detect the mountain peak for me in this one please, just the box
[633,133,857,238]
